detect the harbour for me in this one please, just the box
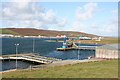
[1,37,101,71]
[0,1,118,78]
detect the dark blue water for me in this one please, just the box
[1,38,101,71]
[2,60,36,71]
[2,38,62,55]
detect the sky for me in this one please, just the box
[0,0,118,37]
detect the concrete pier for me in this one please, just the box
[57,46,96,51]
[76,46,96,50]
[0,53,61,64]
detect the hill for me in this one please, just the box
[1,28,98,37]
[0,28,19,35]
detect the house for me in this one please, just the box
[96,44,120,59]
[56,35,66,38]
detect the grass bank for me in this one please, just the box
[3,59,118,78]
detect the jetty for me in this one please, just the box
[0,53,61,64]
[76,46,96,50]
[57,42,96,51]
[56,47,75,51]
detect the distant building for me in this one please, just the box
[56,35,66,38]
[79,37,92,40]
[23,36,29,38]
[0,34,14,37]
[23,36,37,38]
[14,35,21,38]
[92,37,98,40]
[92,37,104,41]
[38,35,45,38]
[96,44,120,59]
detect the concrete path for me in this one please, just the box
[47,59,100,67]
[32,58,105,69]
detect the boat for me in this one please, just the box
[56,35,78,51]
[56,47,75,51]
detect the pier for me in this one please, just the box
[56,42,96,51]
[0,53,61,64]
[76,46,96,50]
[57,44,96,51]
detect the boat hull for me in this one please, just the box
[56,47,75,51]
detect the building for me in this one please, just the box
[56,35,66,38]
[0,34,14,37]
[79,37,92,40]
[92,37,104,41]
[14,35,21,38]
[96,44,120,59]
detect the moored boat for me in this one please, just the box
[56,47,75,51]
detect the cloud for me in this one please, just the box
[2,0,38,2]
[76,3,97,21]
[70,3,97,32]
[3,8,15,17]
[103,9,118,36]
[12,0,30,9]
[91,12,117,36]
[1,1,67,29]
[111,9,118,26]
[112,9,118,14]
[56,18,67,27]
[70,3,117,37]
[43,9,57,24]
[71,21,82,31]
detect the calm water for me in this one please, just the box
[1,38,101,71]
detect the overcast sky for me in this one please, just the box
[0,0,118,37]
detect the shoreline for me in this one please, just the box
[36,58,107,68]
[0,69,17,74]
[1,58,107,73]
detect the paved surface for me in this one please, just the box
[32,58,106,69]
[47,59,101,67]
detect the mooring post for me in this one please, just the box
[30,65,32,71]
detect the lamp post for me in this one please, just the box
[15,43,19,70]
[78,43,80,60]
[33,38,35,53]
[78,48,79,60]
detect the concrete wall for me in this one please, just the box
[96,49,118,59]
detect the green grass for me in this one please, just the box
[3,59,118,78]
[0,28,19,35]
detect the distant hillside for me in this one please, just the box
[0,28,19,35]
[1,28,98,37]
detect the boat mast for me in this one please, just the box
[64,35,67,43]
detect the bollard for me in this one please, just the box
[30,65,32,71]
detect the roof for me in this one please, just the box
[96,44,120,50]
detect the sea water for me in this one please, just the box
[1,38,101,71]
